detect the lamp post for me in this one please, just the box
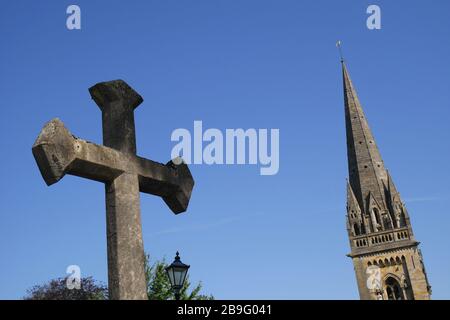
[165,251,190,300]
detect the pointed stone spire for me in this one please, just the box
[347,181,367,236]
[342,61,388,214]
[347,180,362,215]
[385,170,400,201]
[339,54,430,300]
[384,170,413,231]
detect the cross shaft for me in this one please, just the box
[32,80,194,300]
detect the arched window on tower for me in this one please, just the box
[371,207,382,232]
[353,223,360,236]
[385,277,404,300]
[360,222,366,234]
[394,203,405,228]
[373,208,381,225]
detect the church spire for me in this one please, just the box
[339,50,431,300]
[342,61,388,214]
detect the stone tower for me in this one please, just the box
[341,61,431,300]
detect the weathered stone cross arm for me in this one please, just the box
[32,118,193,214]
[32,79,195,299]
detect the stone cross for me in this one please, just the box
[32,80,195,300]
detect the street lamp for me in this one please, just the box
[165,251,190,300]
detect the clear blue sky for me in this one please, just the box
[1,1,449,299]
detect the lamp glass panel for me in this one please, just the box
[167,269,175,286]
[174,267,184,286]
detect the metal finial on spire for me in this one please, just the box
[336,40,344,62]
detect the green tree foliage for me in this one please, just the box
[24,254,213,300]
[24,276,108,300]
[144,254,213,300]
